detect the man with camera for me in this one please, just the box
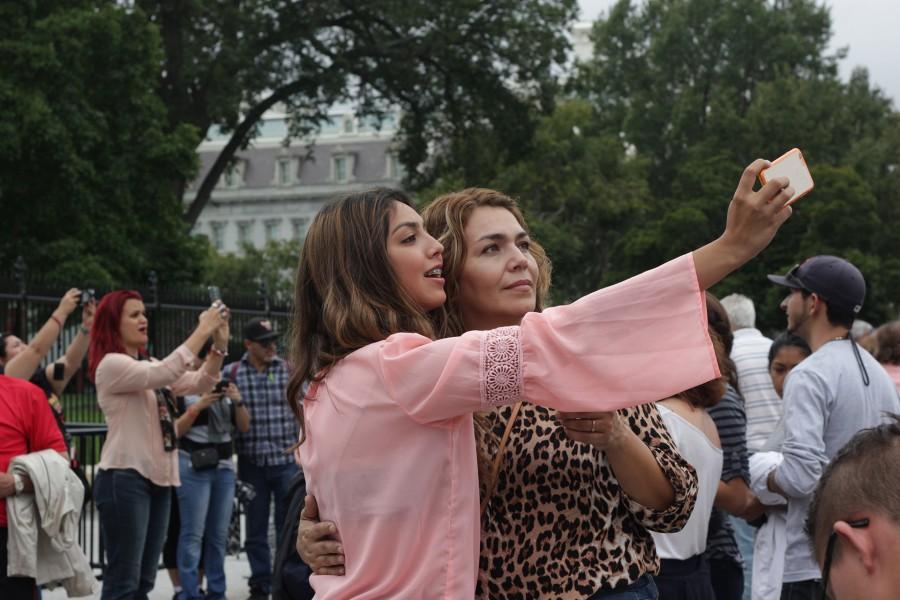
[227,318,299,600]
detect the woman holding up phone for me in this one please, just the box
[88,292,229,600]
[287,159,793,598]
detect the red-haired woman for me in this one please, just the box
[88,290,229,600]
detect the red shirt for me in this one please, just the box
[0,375,67,526]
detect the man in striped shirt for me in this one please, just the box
[721,294,782,453]
[228,317,300,600]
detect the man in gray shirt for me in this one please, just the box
[765,255,900,600]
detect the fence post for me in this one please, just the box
[258,279,271,319]
[148,270,159,355]
[13,256,27,336]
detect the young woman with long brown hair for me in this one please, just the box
[287,161,793,598]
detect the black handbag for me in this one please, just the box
[190,447,220,470]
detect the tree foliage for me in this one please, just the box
[140,0,579,226]
[202,239,301,304]
[0,1,203,285]
[566,0,900,330]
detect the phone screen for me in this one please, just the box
[759,148,814,205]
[208,286,222,303]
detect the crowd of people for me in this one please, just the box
[1,155,899,600]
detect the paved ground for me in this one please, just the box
[44,555,254,600]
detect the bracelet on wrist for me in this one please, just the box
[79,325,90,336]
[49,315,63,329]
[209,346,228,358]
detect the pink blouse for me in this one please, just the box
[95,345,218,486]
[296,254,719,599]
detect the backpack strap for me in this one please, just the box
[480,402,522,517]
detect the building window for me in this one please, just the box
[210,222,226,251]
[277,158,294,186]
[291,217,310,240]
[332,154,354,183]
[236,221,253,246]
[221,159,245,189]
[342,116,355,134]
[264,219,281,242]
[386,152,403,180]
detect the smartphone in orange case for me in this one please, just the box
[759,148,814,206]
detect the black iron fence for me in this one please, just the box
[1,259,292,574]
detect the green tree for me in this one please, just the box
[0,2,202,285]
[136,0,579,226]
[572,0,900,330]
[202,239,302,303]
[420,100,651,304]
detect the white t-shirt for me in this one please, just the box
[652,405,724,560]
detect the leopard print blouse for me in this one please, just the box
[476,402,698,599]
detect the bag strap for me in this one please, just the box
[480,402,522,517]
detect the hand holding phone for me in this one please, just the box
[208,286,228,317]
[759,148,814,206]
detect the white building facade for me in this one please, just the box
[185,107,403,254]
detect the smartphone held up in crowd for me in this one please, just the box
[759,148,814,206]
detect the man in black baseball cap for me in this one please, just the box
[763,255,900,598]
[767,255,866,337]
[243,317,280,344]
[229,316,299,600]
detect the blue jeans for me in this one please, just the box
[176,452,236,600]
[730,515,755,600]
[588,574,659,599]
[238,457,300,593]
[94,468,171,600]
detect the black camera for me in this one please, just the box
[80,288,96,305]
[214,378,233,393]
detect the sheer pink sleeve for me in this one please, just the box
[96,345,199,394]
[379,253,719,423]
[170,368,218,396]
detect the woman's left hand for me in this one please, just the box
[558,411,628,451]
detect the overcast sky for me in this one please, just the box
[577,0,899,108]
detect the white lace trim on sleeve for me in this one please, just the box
[479,326,523,408]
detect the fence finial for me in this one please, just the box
[148,270,159,307]
[13,256,26,296]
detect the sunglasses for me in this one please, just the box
[820,517,869,600]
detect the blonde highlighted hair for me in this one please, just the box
[422,188,551,337]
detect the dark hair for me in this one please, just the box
[768,333,812,367]
[676,293,731,409]
[0,332,7,361]
[88,290,144,380]
[287,188,438,445]
[706,293,737,388]
[874,321,900,365]
[805,413,900,556]
[799,290,855,329]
